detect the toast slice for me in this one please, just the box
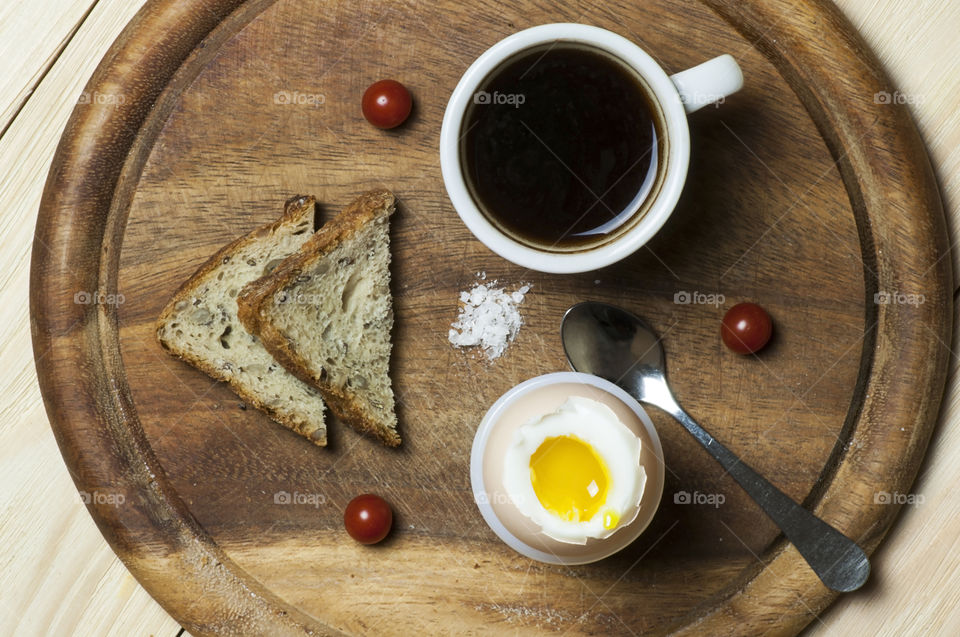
[156,195,328,446]
[237,190,400,447]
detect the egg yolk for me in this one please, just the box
[529,435,611,524]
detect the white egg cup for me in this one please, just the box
[470,372,665,565]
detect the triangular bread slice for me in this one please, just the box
[237,189,400,447]
[156,195,328,446]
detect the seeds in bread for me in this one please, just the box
[156,195,328,446]
[237,190,400,447]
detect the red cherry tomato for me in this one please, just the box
[362,80,412,129]
[344,494,393,544]
[721,302,773,354]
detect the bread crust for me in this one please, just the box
[237,189,400,447]
[155,195,327,446]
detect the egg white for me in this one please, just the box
[502,396,646,545]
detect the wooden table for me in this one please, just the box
[2,1,958,634]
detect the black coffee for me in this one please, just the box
[461,43,664,250]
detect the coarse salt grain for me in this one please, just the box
[449,278,531,360]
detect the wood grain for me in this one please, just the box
[4,1,960,636]
[25,0,952,636]
[834,0,960,287]
[0,0,95,133]
[0,0,183,634]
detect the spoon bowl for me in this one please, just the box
[561,302,664,384]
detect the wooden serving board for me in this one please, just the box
[30,0,952,635]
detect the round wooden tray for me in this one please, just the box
[31,0,952,634]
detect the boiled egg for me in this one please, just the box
[502,396,646,544]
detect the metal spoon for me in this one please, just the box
[561,301,870,592]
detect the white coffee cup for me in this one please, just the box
[440,23,743,274]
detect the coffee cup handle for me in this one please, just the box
[669,54,744,114]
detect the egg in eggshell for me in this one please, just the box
[471,373,665,565]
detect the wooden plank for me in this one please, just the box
[0,0,96,135]
[0,0,181,635]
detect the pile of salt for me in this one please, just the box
[448,276,531,360]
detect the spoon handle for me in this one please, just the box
[655,394,870,592]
